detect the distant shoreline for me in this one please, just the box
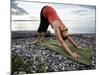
[11,30,96,39]
[11,30,96,34]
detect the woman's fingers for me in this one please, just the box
[71,52,81,60]
[76,54,80,60]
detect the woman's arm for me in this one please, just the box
[54,28,80,60]
[54,28,73,55]
[68,36,83,49]
[52,20,80,60]
[68,36,79,48]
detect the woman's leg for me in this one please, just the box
[40,32,46,42]
[40,18,49,42]
[36,10,44,43]
[36,8,49,43]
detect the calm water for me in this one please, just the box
[11,20,96,34]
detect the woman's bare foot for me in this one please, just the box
[33,40,39,44]
[40,38,46,43]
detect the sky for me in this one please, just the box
[11,0,96,33]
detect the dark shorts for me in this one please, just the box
[37,7,49,33]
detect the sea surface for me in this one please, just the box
[11,20,96,34]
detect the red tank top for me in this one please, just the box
[42,6,63,28]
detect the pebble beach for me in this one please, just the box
[11,31,96,75]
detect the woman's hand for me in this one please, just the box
[71,52,80,60]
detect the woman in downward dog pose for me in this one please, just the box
[36,6,83,60]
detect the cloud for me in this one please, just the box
[11,0,28,15]
[71,9,88,16]
[70,5,96,16]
